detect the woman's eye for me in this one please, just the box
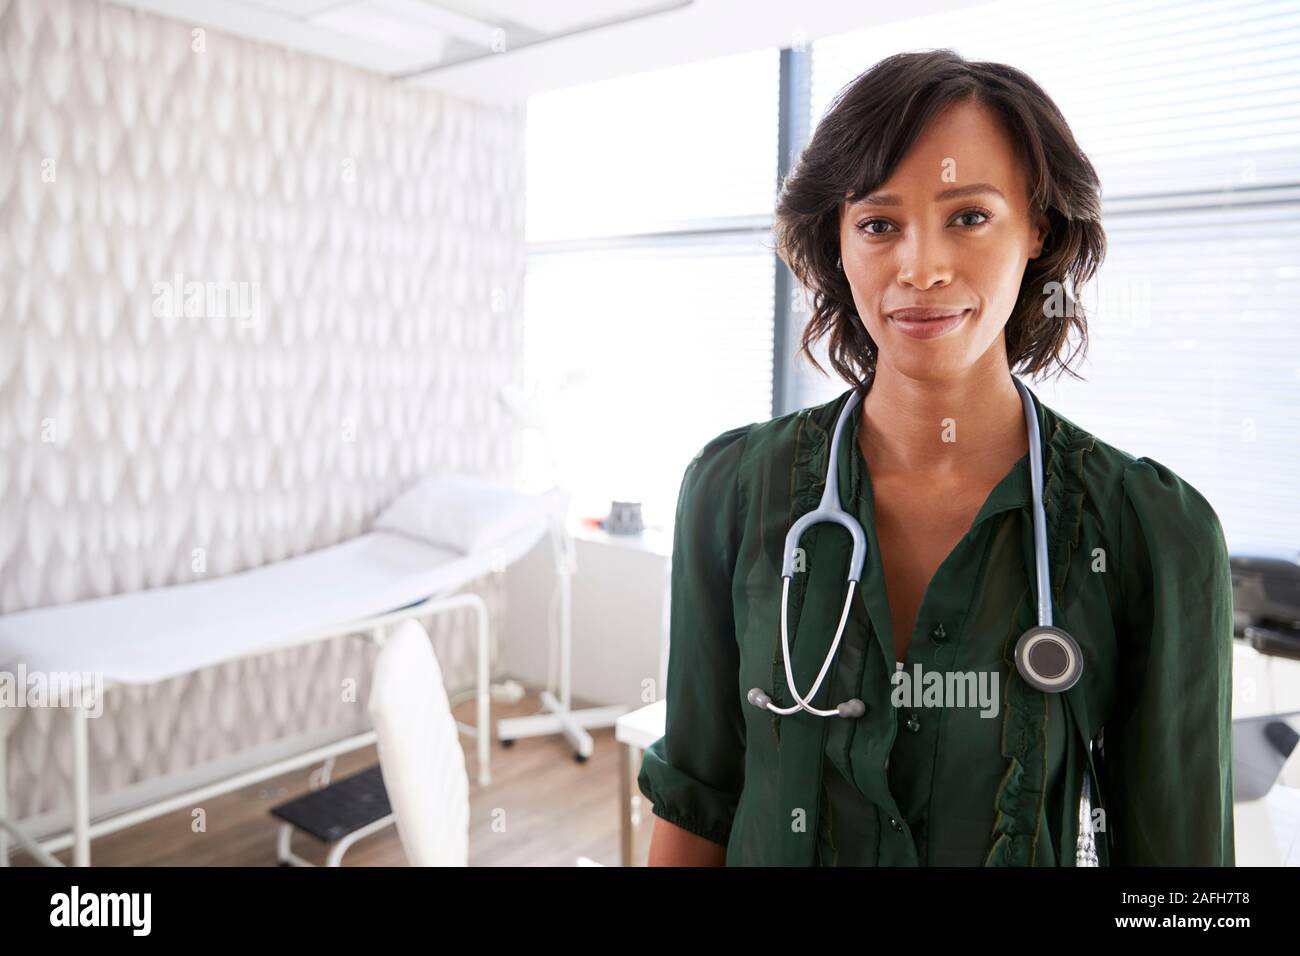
[954,208,992,227]
[855,208,992,235]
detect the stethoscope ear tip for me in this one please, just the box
[838,698,865,718]
[747,688,771,709]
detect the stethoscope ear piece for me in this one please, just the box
[1014,625,1083,693]
[748,688,772,709]
[837,698,865,718]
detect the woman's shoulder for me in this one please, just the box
[678,420,755,506]
[1115,452,1229,568]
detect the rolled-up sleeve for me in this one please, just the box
[637,423,752,848]
[1105,456,1235,865]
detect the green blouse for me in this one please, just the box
[637,383,1235,866]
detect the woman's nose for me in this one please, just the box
[895,230,954,289]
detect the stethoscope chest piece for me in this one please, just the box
[1014,625,1083,693]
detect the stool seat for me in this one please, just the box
[271,765,392,844]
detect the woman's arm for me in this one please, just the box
[1105,456,1235,865]
[637,423,753,864]
[647,816,727,866]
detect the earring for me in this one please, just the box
[835,256,843,271]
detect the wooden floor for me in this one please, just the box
[12,691,653,867]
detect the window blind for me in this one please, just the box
[525,49,781,526]
[523,235,775,527]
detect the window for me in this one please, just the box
[525,50,780,527]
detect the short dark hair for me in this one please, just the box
[774,49,1106,390]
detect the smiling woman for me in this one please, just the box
[639,49,1235,867]
[777,50,1106,391]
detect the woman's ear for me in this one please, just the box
[1030,210,1052,259]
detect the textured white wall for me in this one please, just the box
[0,0,526,824]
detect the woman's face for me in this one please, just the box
[838,98,1050,382]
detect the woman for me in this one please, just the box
[638,49,1235,866]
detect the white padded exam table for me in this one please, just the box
[0,522,549,866]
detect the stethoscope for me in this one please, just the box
[746,375,1086,718]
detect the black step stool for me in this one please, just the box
[270,764,397,866]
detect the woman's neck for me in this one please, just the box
[859,358,1029,481]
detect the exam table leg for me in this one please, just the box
[476,596,490,788]
[72,704,90,866]
[619,741,632,866]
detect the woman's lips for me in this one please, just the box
[888,308,970,340]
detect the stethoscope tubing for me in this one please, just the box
[754,375,1079,718]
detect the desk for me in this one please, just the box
[500,520,671,747]
[615,699,666,866]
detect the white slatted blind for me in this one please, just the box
[525,49,780,526]
[811,0,1300,198]
[524,238,775,526]
[803,0,1300,554]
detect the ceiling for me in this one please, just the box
[106,0,984,105]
